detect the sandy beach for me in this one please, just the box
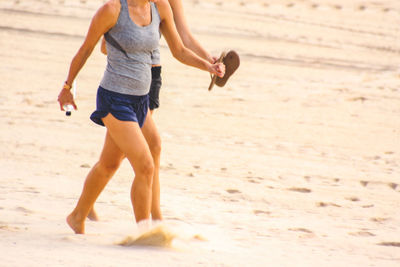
[0,0,399,266]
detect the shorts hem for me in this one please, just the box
[90,110,141,127]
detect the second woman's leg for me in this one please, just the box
[141,110,162,220]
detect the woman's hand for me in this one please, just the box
[209,55,219,64]
[57,87,77,111]
[208,62,225,78]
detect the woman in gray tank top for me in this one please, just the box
[57,0,225,234]
[91,0,218,223]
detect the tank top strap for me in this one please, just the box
[151,2,161,23]
[120,0,128,9]
[117,0,136,28]
[119,0,129,18]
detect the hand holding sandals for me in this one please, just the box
[207,61,225,78]
[208,50,240,91]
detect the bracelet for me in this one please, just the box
[63,81,72,90]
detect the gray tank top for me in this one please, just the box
[100,0,161,95]
[151,48,161,65]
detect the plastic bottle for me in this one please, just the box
[64,104,73,116]
[63,80,76,116]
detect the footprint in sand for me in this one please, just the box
[160,163,176,171]
[247,176,264,184]
[289,228,313,234]
[349,231,375,237]
[345,196,360,202]
[362,204,374,208]
[226,189,241,194]
[348,96,368,102]
[35,103,46,108]
[333,5,342,10]
[22,98,33,105]
[377,242,400,247]
[360,180,369,187]
[25,187,39,194]
[287,187,312,193]
[0,225,20,232]
[247,178,260,184]
[316,202,341,208]
[253,210,270,215]
[15,206,34,214]
[388,182,398,190]
[288,228,315,238]
[370,217,389,223]
[358,5,367,11]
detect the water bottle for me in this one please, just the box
[64,104,73,116]
[63,80,76,116]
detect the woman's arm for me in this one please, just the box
[168,0,215,63]
[157,0,224,77]
[58,0,119,110]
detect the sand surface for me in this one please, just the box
[0,0,399,266]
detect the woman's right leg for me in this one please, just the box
[90,111,163,221]
[102,113,154,223]
[67,131,125,234]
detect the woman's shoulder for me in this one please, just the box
[157,0,170,7]
[100,0,121,17]
[156,0,172,18]
[91,0,120,26]
[166,0,182,10]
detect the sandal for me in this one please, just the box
[208,50,240,91]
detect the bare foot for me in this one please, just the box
[66,213,85,234]
[87,208,99,221]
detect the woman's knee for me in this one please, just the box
[135,157,154,185]
[97,158,122,177]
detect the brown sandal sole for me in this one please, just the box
[208,50,240,91]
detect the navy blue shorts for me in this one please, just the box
[90,86,149,128]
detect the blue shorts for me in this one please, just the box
[90,86,149,128]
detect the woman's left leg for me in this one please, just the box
[66,131,125,234]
